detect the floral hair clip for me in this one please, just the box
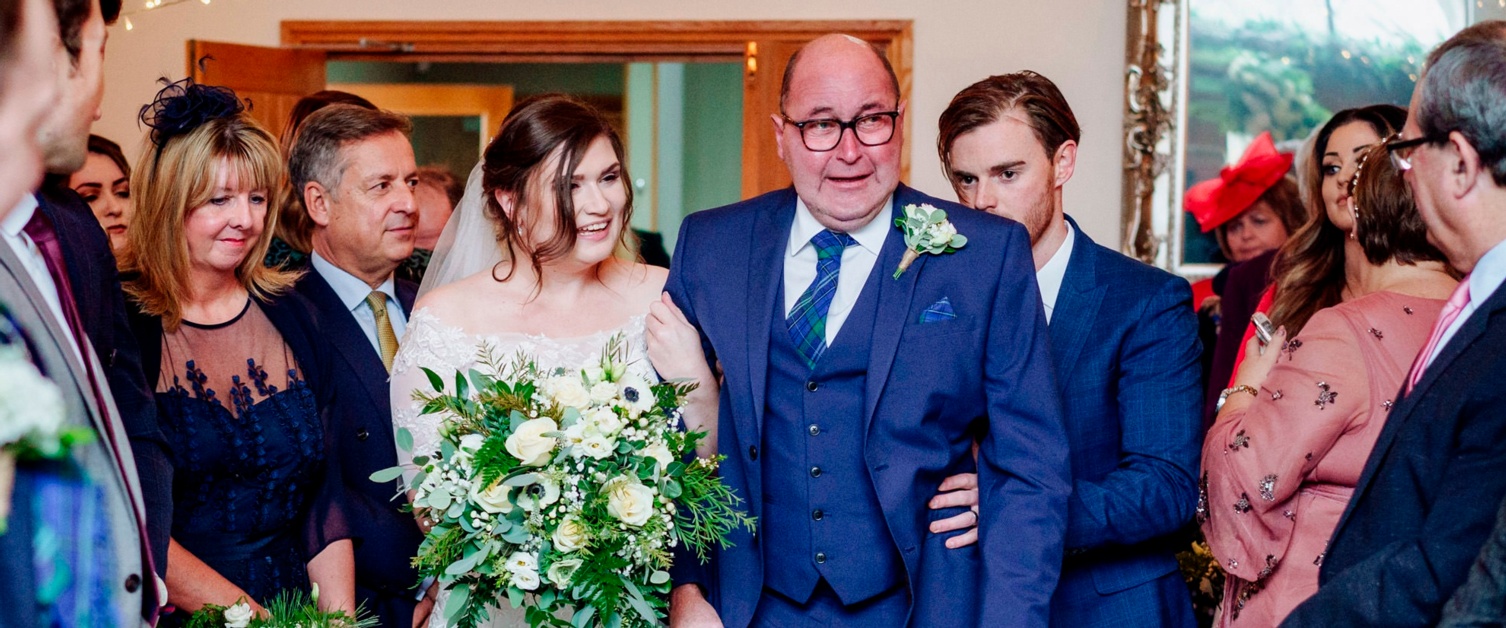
[138,60,247,157]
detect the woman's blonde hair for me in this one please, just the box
[122,113,299,330]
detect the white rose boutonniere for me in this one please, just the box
[893,203,967,279]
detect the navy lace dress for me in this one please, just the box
[132,296,347,621]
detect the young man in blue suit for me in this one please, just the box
[665,34,1072,627]
[287,104,433,627]
[928,72,1202,627]
[1285,21,1506,627]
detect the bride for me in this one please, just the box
[389,94,718,626]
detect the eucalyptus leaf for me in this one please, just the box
[446,548,483,575]
[571,605,597,628]
[951,234,968,247]
[396,427,414,453]
[368,466,405,484]
[501,524,530,544]
[445,585,470,623]
[507,586,524,609]
[503,473,539,487]
[510,410,527,431]
[649,570,670,585]
[663,479,683,499]
[930,208,947,223]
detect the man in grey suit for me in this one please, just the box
[0,0,161,624]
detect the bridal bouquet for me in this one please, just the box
[376,336,752,628]
[182,585,378,628]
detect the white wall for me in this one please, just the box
[99,0,1130,247]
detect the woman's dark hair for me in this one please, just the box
[482,93,633,287]
[1268,104,1407,337]
[0,0,22,67]
[87,133,130,179]
[1351,142,1446,267]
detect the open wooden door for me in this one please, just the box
[740,36,911,198]
[188,41,326,139]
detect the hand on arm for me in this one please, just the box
[669,583,723,627]
[928,472,979,548]
[647,292,719,459]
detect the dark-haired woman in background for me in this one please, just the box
[1201,140,1456,626]
[69,134,133,254]
[122,80,355,621]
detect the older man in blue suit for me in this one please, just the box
[664,34,1071,627]
[927,72,1202,626]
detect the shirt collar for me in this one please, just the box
[787,194,895,257]
[310,251,396,313]
[3,195,39,239]
[1468,238,1506,307]
[1035,219,1075,307]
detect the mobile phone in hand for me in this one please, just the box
[1252,312,1275,347]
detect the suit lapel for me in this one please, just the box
[863,187,923,431]
[743,189,797,448]
[301,272,390,410]
[1047,222,1103,381]
[0,237,98,421]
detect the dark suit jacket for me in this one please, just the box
[1438,493,1506,627]
[1283,277,1506,626]
[1050,218,1200,627]
[294,270,423,626]
[35,186,172,578]
[666,185,1071,627]
[1202,249,1275,427]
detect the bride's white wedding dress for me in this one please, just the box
[390,307,656,628]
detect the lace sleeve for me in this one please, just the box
[391,307,477,486]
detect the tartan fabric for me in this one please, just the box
[786,229,855,368]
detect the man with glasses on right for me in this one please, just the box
[1283,20,1506,627]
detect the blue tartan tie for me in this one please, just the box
[787,229,856,368]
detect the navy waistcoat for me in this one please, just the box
[761,263,903,605]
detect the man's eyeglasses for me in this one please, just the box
[1385,131,1450,172]
[780,111,900,152]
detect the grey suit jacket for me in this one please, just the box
[0,236,153,627]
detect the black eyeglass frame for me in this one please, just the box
[1385,131,1451,172]
[779,110,901,152]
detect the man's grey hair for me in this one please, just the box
[1418,20,1506,186]
[287,104,412,198]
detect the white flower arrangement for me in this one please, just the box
[893,203,968,278]
[377,336,752,628]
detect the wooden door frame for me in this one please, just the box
[280,20,914,196]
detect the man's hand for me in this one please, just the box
[413,583,439,628]
[669,584,723,628]
[929,472,980,549]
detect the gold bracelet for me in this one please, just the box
[1216,384,1259,413]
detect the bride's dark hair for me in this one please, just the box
[482,93,635,284]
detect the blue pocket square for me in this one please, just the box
[920,297,957,323]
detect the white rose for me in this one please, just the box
[223,601,253,628]
[470,478,514,514]
[516,476,560,511]
[550,378,590,408]
[590,408,624,435]
[504,551,538,574]
[605,477,657,527]
[511,568,541,591]
[644,442,675,471]
[552,516,589,552]
[581,433,616,460]
[547,558,583,588]
[561,422,588,453]
[928,221,958,246]
[459,433,486,452]
[589,381,619,404]
[505,418,559,466]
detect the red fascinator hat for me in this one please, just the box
[1185,131,1294,233]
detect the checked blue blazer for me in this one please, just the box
[666,184,1072,627]
[1045,217,1201,627]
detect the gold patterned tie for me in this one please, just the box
[367,291,400,372]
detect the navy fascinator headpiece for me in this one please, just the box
[138,72,246,153]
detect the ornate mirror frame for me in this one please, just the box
[1122,0,1191,273]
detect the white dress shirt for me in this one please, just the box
[310,252,408,354]
[1422,238,1506,370]
[1034,220,1076,324]
[783,195,893,345]
[1,195,84,363]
